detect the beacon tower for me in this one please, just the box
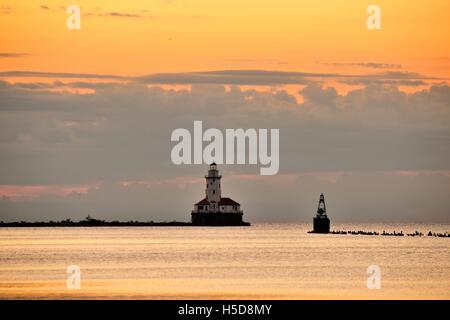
[313,193,330,233]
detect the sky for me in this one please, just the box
[0,0,449,223]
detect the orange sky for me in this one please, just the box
[0,0,449,79]
[0,2,450,221]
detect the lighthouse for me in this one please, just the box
[191,163,250,226]
[312,193,330,233]
[205,162,221,212]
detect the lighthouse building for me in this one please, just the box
[191,163,249,226]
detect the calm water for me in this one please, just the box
[0,223,449,299]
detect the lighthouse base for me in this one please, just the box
[313,217,330,233]
[191,212,250,226]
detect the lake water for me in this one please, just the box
[0,223,449,299]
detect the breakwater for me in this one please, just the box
[307,229,450,237]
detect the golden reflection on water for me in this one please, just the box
[0,224,449,299]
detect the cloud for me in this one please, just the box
[1,69,445,86]
[1,171,449,223]
[226,58,290,65]
[320,62,402,69]
[0,71,126,80]
[36,5,148,18]
[0,182,100,201]
[0,5,12,14]
[89,12,145,18]
[0,53,30,58]
[82,7,151,19]
[138,70,310,85]
[339,79,428,86]
[0,76,449,222]
[104,12,143,18]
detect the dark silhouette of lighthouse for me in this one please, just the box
[313,193,330,233]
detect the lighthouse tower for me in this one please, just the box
[312,193,330,233]
[205,162,221,212]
